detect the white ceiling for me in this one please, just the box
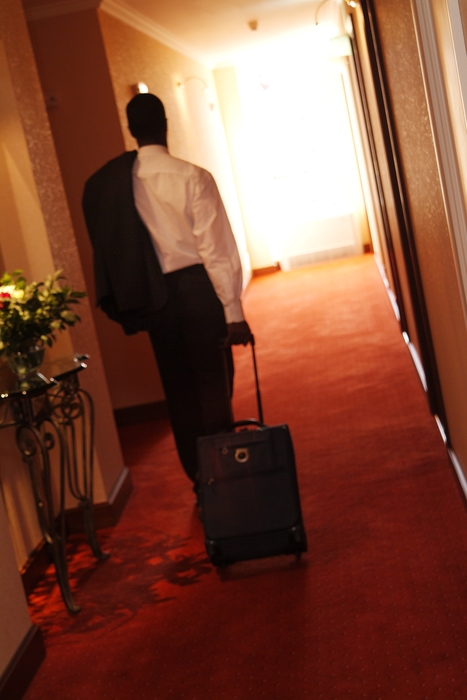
[23,0,331,67]
[111,0,324,66]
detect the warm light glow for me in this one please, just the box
[314,20,340,43]
[330,34,352,57]
[177,77,215,111]
[233,30,362,264]
[314,0,343,40]
[134,82,149,94]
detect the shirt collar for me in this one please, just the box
[137,144,168,158]
[134,145,169,174]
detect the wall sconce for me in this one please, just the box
[315,0,350,41]
[177,76,215,110]
[132,82,149,95]
[315,0,330,25]
[177,76,208,92]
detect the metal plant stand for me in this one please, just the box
[0,355,109,613]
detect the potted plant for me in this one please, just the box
[0,269,86,379]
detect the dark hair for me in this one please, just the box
[126,93,166,139]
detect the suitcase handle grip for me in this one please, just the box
[250,339,264,424]
[223,336,264,426]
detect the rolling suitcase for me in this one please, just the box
[197,339,307,567]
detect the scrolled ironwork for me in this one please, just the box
[0,356,107,613]
[16,424,39,459]
[48,374,84,423]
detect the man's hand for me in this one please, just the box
[224,321,253,347]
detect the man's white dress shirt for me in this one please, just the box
[132,145,244,324]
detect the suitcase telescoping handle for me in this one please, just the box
[223,335,264,426]
[250,337,264,424]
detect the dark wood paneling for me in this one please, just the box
[350,17,408,331]
[357,0,448,434]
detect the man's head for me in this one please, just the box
[126,93,167,145]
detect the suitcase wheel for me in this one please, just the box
[288,525,308,553]
[206,540,228,567]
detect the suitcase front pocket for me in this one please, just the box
[215,434,272,481]
[198,425,304,543]
[198,428,288,484]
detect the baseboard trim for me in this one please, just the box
[402,332,428,392]
[374,254,401,321]
[114,400,169,426]
[251,264,281,277]
[21,539,52,597]
[447,446,467,503]
[65,465,133,532]
[0,625,45,700]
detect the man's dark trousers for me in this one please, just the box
[148,264,233,484]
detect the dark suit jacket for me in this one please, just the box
[82,151,167,334]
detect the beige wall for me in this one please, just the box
[214,57,369,271]
[0,0,125,559]
[27,9,166,410]
[0,490,32,677]
[0,0,46,679]
[214,66,273,270]
[371,0,467,471]
[0,0,125,500]
[27,8,250,410]
[98,11,250,276]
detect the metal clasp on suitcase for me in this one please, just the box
[221,445,250,463]
[235,447,249,463]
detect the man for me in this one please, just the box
[82,93,252,491]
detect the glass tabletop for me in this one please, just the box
[0,354,89,399]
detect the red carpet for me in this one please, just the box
[24,255,467,699]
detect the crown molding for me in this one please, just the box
[23,0,99,21]
[23,0,212,66]
[100,0,212,67]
